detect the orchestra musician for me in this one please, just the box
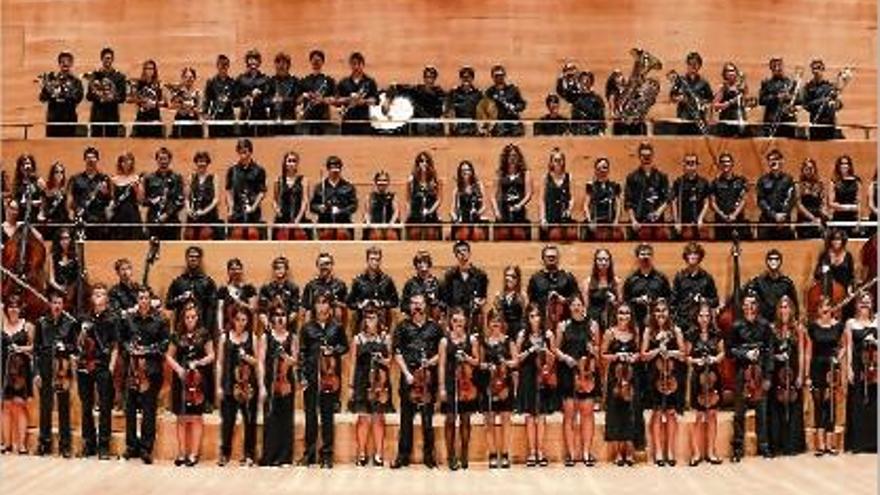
[492,143,533,241]
[556,62,581,105]
[299,291,349,469]
[235,49,273,137]
[216,258,258,333]
[480,308,516,469]
[400,251,443,318]
[270,52,299,136]
[346,246,400,326]
[624,142,670,241]
[570,71,606,136]
[38,161,71,242]
[33,291,77,457]
[709,153,750,241]
[527,245,579,313]
[1,295,35,456]
[669,52,713,136]
[336,52,379,136]
[602,303,642,467]
[440,241,489,330]
[485,65,526,137]
[168,67,203,139]
[203,54,238,138]
[164,246,218,338]
[165,301,214,467]
[533,94,570,136]
[259,305,298,466]
[744,249,799,323]
[767,296,807,457]
[686,303,725,465]
[670,154,711,240]
[128,60,165,138]
[405,152,442,241]
[301,252,349,324]
[142,147,184,241]
[257,256,301,328]
[540,149,577,242]
[309,156,358,241]
[184,151,223,240]
[805,297,845,456]
[408,65,446,136]
[120,286,170,465]
[623,243,672,331]
[438,307,481,470]
[583,157,622,241]
[758,58,798,139]
[670,242,719,332]
[844,292,878,454]
[796,158,828,240]
[273,151,311,241]
[712,62,753,138]
[802,59,844,140]
[39,51,84,138]
[450,160,488,242]
[447,66,481,137]
[225,138,267,240]
[581,248,622,331]
[297,49,337,136]
[86,47,127,138]
[828,155,862,238]
[362,170,400,240]
[69,146,111,239]
[756,149,796,240]
[108,152,145,241]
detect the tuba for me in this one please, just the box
[616,48,663,122]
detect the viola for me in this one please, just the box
[697,365,720,408]
[368,353,390,405]
[319,349,340,394]
[127,353,150,393]
[774,366,799,404]
[489,362,510,400]
[743,361,764,403]
[613,356,634,401]
[574,354,597,394]
[232,359,254,403]
[183,368,205,407]
[455,350,478,402]
[53,355,72,392]
[410,362,433,405]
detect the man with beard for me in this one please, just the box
[526,244,579,312]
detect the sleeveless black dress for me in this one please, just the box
[440,334,479,414]
[170,327,211,415]
[110,179,145,240]
[767,328,806,455]
[1,322,33,399]
[604,335,640,441]
[275,175,304,223]
[497,173,528,223]
[261,330,296,466]
[407,181,439,223]
[349,332,394,414]
[480,334,514,412]
[544,173,572,224]
[845,319,878,453]
[688,333,723,412]
[515,330,558,414]
[807,321,844,431]
[645,330,685,413]
[557,318,601,400]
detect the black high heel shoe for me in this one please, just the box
[500,453,511,469]
[372,455,384,467]
[356,455,368,467]
[174,456,187,467]
[584,454,597,467]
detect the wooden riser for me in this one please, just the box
[22,410,760,464]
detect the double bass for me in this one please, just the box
[716,233,742,405]
[1,182,48,320]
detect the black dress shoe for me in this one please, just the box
[174,456,187,466]
[217,455,230,466]
[356,455,368,467]
[390,458,409,469]
[141,453,153,465]
[372,455,384,467]
[122,448,139,460]
[448,457,459,471]
[186,455,200,467]
[584,455,597,467]
[488,453,499,469]
[624,458,635,467]
[423,457,437,469]
[297,456,315,467]
[615,457,626,467]
[666,458,677,467]
[460,457,469,470]
[320,458,333,469]
[60,449,72,459]
[97,451,113,461]
[564,456,575,467]
[707,456,723,465]
[654,458,666,467]
[689,458,702,467]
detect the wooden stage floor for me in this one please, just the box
[1,453,876,495]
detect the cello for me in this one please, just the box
[716,232,741,405]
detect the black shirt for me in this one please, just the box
[270,74,299,120]
[77,309,121,370]
[299,73,336,120]
[69,171,111,222]
[410,84,446,118]
[756,171,796,220]
[225,162,267,222]
[671,174,711,223]
[400,274,443,314]
[368,191,395,223]
[86,68,127,122]
[625,167,670,222]
[759,75,796,123]
[671,268,719,326]
[203,74,237,119]
[143,169,184,223]
[258,280,301,315]
[393,318,444,369]
[440,265,489,313]
[623,268,672,325]
[485,84,526,119]
[235,70,273,120]
[165,270,218,330]
[298,319,349,389]
[670,74,713,120]
[556,76,582,104]
[586,179,621,223]
[337,75,379,122]
[710,173,749,216]
[120,311,170,377]
[571,91,607,135]
[744,272,799,322]
[802,79,841,125]
[534,114,570,136]
[309,178,358,223]
[109,282,138,315]
[301,276,348,312]
[34,314,79,371]
[728,317,773,372]
[347,271,400,310]
[527,269,579,310]
[447,85,482,119]
[39,72,84,122]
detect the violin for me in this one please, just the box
[5,351,29,393]
[232,360,254,403]
[319,346,340,394]
[410,358,433,405]
[489,362,510,400]
[574,354,597,395]
[743,360,764,403]
[127,353,150,393]
[77,326,99,374]
[368,353,390,405]
[697,365,720,408]
[537,344,557,389]
[183,367,205,407]
[613,354,635,401]
[823,359,842,402]
[455,349,478,402]
[654,351,678,395]
[273,351,293,397]
[53,353,72,392]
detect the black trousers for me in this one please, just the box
[262,394,294,465]
[303,387,336,461]
[77,368,114,453]
[396,388,435,462]
[38,367,72,452]
[220,396,257,459]
[124,379,161,454]
[732,368,769,455]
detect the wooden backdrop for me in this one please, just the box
[2,0,876,126]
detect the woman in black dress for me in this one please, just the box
[129,59,165,138]
[796,158,828,239]
[805,297,845,456]
[602,303,641,466]
[492,143,532,241]
[0,294,35,455]
[169,67,203,139]
[767,296,807,457]
[828,155,862,238]
[813,229,856,303]
[165,301,215,467]
[686,303,725,465]
[514,302,557,466]
[438,308,480,470]
[260,305,298,466]
[844,292,877,453]
[12,154,42,223]
[641,298,686,466]
[494,265,526,336]
[450,160,488,242]
[47,228,79,311]
[554,294,601,466]
[405,151,442,241]
[583,157,623,241]
[37,161,70,242]
[480,308,516,469]
[363,170,400,241]
[348,305,393,467]
[108,152,145,240]
[215,305,263,466]
[272,151,311,240]
[581,248,622,331]
[184,151,222,240]
[712,62,753,138]
[540,148,577,242]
